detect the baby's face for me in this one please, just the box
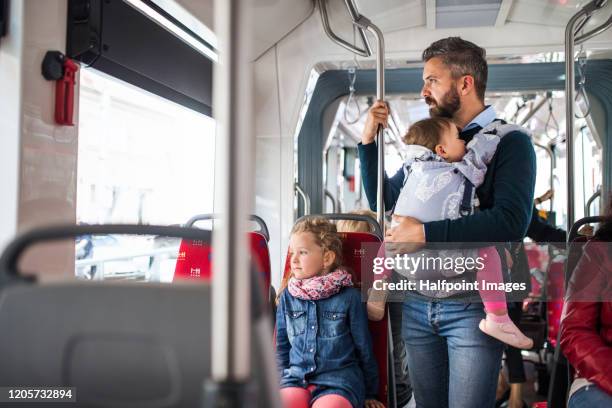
[439,125,466,162]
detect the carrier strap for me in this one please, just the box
[459,180,474,217]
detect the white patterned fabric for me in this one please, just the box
[393,121,525,222]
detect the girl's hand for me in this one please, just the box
[365,399,385,408]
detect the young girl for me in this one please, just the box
[368,117,533,350]
[276,217,384,408]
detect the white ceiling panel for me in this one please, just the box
[354,0,425,32]
[508,0,586,27]
[172,0,314,60]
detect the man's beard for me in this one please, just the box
[426,86,460,118]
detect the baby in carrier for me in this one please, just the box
[369,117,533,349]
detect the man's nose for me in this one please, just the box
[421,84,430,98]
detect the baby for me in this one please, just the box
[369,117,533,349]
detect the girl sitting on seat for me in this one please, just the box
[276,217,384,408]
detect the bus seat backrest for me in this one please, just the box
[281,231,389,405]
[566,236,589,284]
[174,232,271,291]
[0,283,277,407]
[174,238,212,280]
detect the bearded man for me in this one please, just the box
[358,37,536,408]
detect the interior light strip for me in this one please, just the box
[124,0,218,62]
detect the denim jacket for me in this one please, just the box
[276,287,379,407]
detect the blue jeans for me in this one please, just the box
[569,384,612,408]
[402,298,504,408]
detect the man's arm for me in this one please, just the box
[358,142,404,212]
[527,206,567,244]
[425,131,536,242]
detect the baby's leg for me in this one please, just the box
[280,386,310,408]
[477,246,507,313]
[311,394,353,408]
[477,247,533,349]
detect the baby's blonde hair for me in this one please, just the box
[336,209,377,233]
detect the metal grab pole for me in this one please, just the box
[316,0,385,231]
[324,189,337,213]
[585,188,602,216]
[295,183,311,216]
[318,0,371,57]
[576,8,612,44]
[564,0,606,235]
[565,9,586,235]
[534,143,555,212]
[368,24,386,235]
[205,0,255,405]
[350,14,385,233]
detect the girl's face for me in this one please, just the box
[289,232,335,280]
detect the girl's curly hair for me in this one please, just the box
[277,217,344,303]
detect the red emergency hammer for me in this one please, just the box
[42,51,79,126]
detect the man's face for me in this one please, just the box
[421,57,461,119]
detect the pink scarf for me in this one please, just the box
[288,268,353,300]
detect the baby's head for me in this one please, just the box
[403,117,466,162]
[289,217,343,279]
[336,209,377,233]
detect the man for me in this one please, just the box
[358,37,536,407]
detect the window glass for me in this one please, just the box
[76,67,215,282]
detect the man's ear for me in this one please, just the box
[323,250,336,270]
[460,75,475,96]
[435,144,447,158]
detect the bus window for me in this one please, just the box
[75,67,215,282]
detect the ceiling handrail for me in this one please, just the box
[317,0,372,57]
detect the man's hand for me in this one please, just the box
[365,399,385,408]
[384,215,425,253]
[362,100,389,145]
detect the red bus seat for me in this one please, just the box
[173,231,272,295]
[546,260,565,347]
[279,231,390,406]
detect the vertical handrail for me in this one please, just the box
[316,0,385,233]
[564,0,607,236]
[534,143,556,212]
[206,0,260,405]
[295,183,311,216]
[361,22,386,235]
[324,189,337,213]
[585,188,601,216]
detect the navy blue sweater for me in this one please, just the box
[358,125,537,243]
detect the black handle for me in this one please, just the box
[185,214,270,242]
[296,213,383,239]
[0,224,212,280]
[568,216,606,242]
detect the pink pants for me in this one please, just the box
[477,246,507,313]
[280,386,352,408]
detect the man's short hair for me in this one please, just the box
[422,37,488,101]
